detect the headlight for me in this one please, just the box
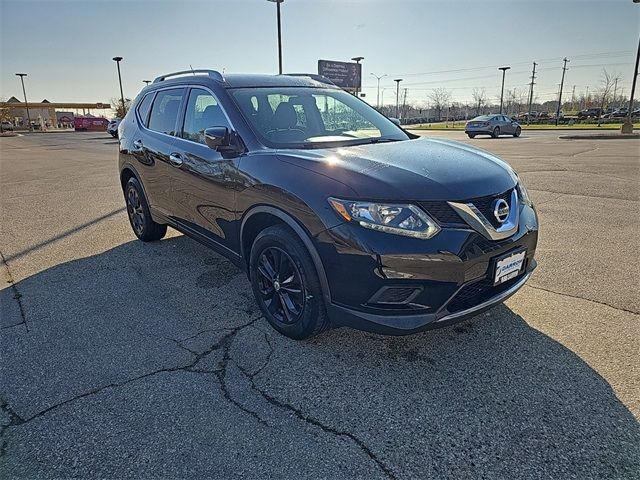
[517,178,533,207]
[328,198,440,239]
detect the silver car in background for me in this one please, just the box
[107,118,121,138]
[465,115,521,139]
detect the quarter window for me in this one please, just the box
[182,88,231,144]
[148,88,184,136]
[136,92,154,127]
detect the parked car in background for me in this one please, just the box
[465,115,522,138]
[577,108,602,119]
[74,116,109,131]
[118,70,537,339]
[107,118,122,137]
[1,121,13,131]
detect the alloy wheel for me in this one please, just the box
[127,187,145,235]
[256,247,305,324]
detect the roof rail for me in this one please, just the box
[153,69,225,84]
[284,73,336,86]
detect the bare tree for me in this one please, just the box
[428,88,452,121]
[471,88,487,116]
[111,97,132,119]
[596,69,620,126]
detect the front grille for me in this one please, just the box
[419,201,463,225]
[469,189,513,229]
[446,267,524,313]
[368,286,421,305]
[419,188,513,228]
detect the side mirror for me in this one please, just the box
[390,117,401,126]
[204,126,231,150]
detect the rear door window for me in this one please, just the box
[148,88,184,136]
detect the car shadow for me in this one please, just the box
[2,235,638,478]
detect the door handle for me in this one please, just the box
[169,153,183,167]
[133,139,143,150]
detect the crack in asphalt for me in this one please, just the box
[525,284,639,315]
[0,250,28,332]
[222,331,398,480]
[0,397,26,457]
[0,315,262,449]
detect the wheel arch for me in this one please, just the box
[240,205,332,304]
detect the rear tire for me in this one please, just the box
[467,133,476,138]
[125,178,167,242]
[513,127,521,137]
[492,127,500,138]
[249,225,330,339]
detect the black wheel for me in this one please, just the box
[492,127,500,138]
[513,127,521,137]
[125,177,167,242]
[250,225,330,339]
[467,133,476,138]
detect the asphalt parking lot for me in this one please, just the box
[1,130,638,479]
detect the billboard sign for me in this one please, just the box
[317,60,361,91]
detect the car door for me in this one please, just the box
[168,86,241,252]
[502,116,515,134]
[132,87,185,217]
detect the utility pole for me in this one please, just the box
[526,62,537,125]
[15,73,32,131]
[612,78,618,108]
[555,57,569,125]
[394,78,403,118]
[402,88,408,119]
[622,34,639,133]
[571,85,576,111]
[585,86,589,108]
[498,66,511,114]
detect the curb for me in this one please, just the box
[559,134,640,140]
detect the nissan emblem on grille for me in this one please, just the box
[492,198,510,223]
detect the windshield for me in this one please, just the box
[231,87,409,148]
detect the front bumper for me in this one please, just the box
[315,204,538,335]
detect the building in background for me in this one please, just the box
[0,97,111,129]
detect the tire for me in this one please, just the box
[467,133,476,138]
[513,127,521,137]
[249,224,330,339]
[125,177,167,242]
[492,127,500,138]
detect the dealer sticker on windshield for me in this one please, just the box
[494,250,526,285]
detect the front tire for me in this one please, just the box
[467,133,476,138]
[492,127,500,138]
[250,225,330,339]
[125,178,167,242]
[513,127,521,137]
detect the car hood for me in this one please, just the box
[276,137,517,201]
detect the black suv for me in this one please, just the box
[118,70,538,339]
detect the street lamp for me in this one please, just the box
[143,80,151,86]
[267,0,284,74]
[498,66,511,114]
[15,73,32,131]
[371,73,387,108]
[112,57,126,117]
[351,56,364,96]
[394,78,403,118]
[622,34,640,133]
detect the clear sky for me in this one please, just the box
[1,0,638,110]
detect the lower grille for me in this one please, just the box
[446,273,523,313]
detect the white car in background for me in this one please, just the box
[107,118,121,138]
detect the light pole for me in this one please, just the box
[394,78,403,118]
[498,66,510,114]
[622,33,640,133]
[15,73,32,131]
[112,57,126,117]
[268,0,284,74]
[351,56,364,96]
[143,80,151,86]
[371,72,387,108]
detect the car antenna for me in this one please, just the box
[189,64,195,75]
